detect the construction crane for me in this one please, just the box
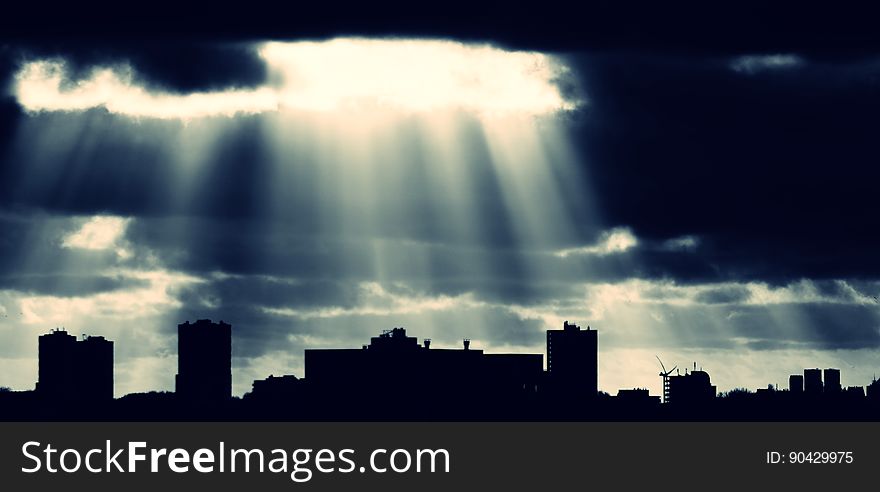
[656,355,676,404]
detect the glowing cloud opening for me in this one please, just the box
[13,39,579,119]
[261,38,576,114]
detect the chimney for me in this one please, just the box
[424,339,431,349]
[463,339,470,350]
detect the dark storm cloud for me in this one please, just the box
[3,41,267,93]
[0,46,21,160]
[571,52,880,284]
[0,212,150,298]
[124,215,696,308]
[415,278,584,307]
[177,276,362,311]
[0,274,147,297]
[732,303,880,350]
[0,213,116,276]
[127,215,554,302]
[125,218,374,278]
[602,302,880,352]
[5,2,880,57]
[117,212,877,314]
[694,286,751,305]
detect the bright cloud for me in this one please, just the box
[261,39,576,114]
[61,215,130,253]
[554,227,638,257]
[13,39,578,119]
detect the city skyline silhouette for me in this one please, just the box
[2,318,880,421]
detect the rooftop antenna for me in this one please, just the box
[656,355,676,404]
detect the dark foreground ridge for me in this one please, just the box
[2,319,880,421]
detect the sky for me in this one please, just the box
[2,7,880,398]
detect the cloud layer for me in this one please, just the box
[13,39,577,119]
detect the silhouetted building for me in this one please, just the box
[616,388,660,407]
[804,368,823,395]
[37,329,113,402]
[755,385,778,405]
[823,368,841,394]
[481,354,542,394]
[176,319,232,402]
[305,328,542,408]
[789,374,804,394]
[667,368,716,406]
[247,375,302,403]
[546,321,597,397]
[252,374,300,393]
[79,336,114,401]
[868,378,880,402]
[756,384,776,396]
[845,386,865,398]
[37,330,76,400]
